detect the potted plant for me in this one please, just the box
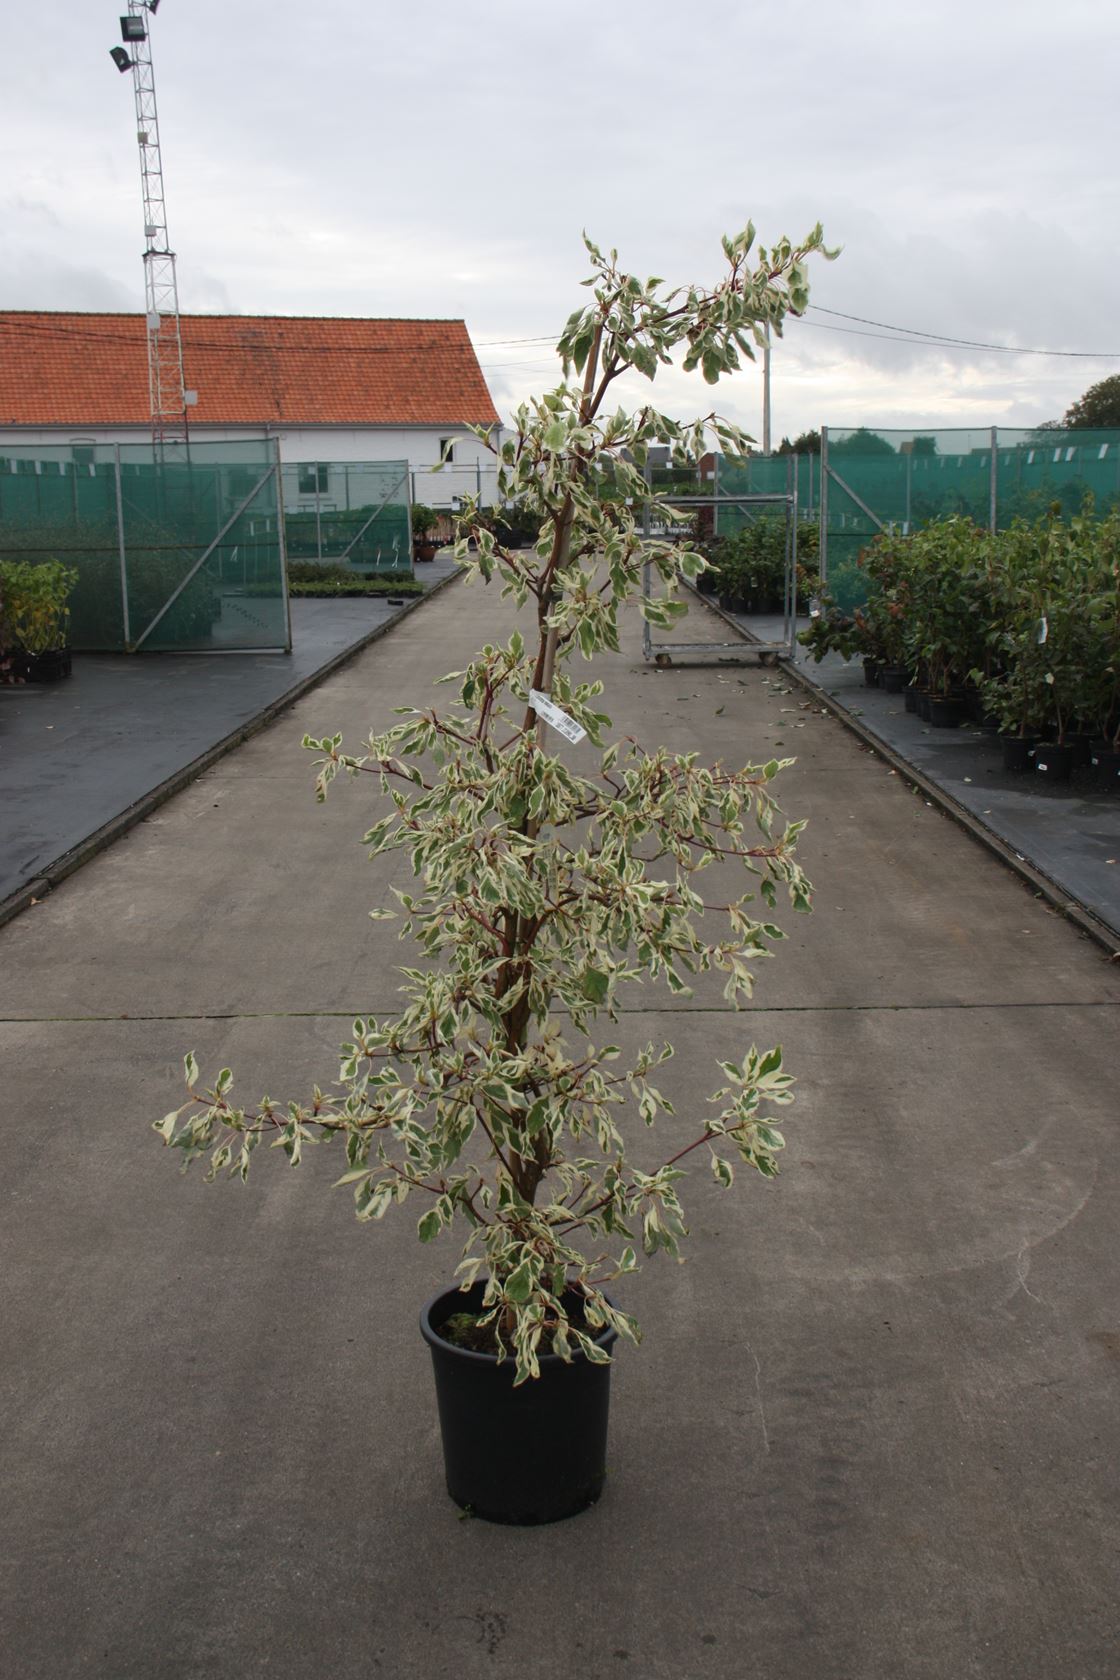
[796,596,859,665]
[0,557,79,680]
[0,572,16,685]
[152,219,835,1524]
[411,504,441,562]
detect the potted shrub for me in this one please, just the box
[411,503,441,562]
[741,515,790,613]
[0,557,79,680]
[976,521,1056,768]
[712,535,752,612]
[152,219,835,1524]
[0,572,16,685]
[796,596,859,665]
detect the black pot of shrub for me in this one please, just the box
[1001,734,1036,772]
[1092,748,1120,792]
[420,1282,618,1525]
[1034,743,1073,782]
[928,696,961,728]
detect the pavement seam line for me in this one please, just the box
[4,1000,1118,1025]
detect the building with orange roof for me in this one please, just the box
[0,311,502,506]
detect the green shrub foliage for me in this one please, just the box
[800,509,1120,743]
[0,557,79,652]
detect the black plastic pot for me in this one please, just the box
[862,658,881,688]
[420,1282,618,1526]
[880,665,907,693]
[718,592,746,614]
[904,684,920,714]
[10,648,72,682]
[1034,743,1073,783]
[1001,734,1036,772]
[1067,733,1093,769]
[916,690,932,722]
[928,696,961,728]
[1090,747,1120,792]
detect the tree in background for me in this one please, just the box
[775,430,821,456]
[829,428,895,457]
[1062,375,1120,430]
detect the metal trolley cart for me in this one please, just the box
[641,488,800,668]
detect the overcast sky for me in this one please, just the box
[3,0,1118,443]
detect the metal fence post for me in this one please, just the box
[640,459,653,662]
[905,451,912,532]
[114,443,131,647]
[989,426,998,532]
[275,439,292,653]
[819,426,829,588]
[787,451,798,635]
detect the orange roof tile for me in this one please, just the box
[0,312,500,428]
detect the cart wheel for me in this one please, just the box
[759,652,778,668]
[654,651,673,668]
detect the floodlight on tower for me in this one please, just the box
[107,1,188,450]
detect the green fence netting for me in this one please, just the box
[709,428,1120,613]
[820,426,1120,611]
[281,460,411,571]
[0,439,290,652]
[706,453,818,539]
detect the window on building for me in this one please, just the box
[298,463,329,495]
[438,437,456,465]
[70,441,96,470]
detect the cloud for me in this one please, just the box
[0,251,138,313]
[1,0,1117,437]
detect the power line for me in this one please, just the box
[4,306,1117,369]
[805,305,1120,360]
[478,355,562,370]
[473,334,556,347]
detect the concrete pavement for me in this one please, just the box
[711,604,1120,946]
[2,573,1119,1679]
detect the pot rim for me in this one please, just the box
[419,1281,618,1367]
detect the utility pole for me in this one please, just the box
[110,1,191,451]
[762,323,772,455]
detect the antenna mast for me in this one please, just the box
[111,2,188,449]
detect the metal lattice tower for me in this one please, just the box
[117,2,187,448]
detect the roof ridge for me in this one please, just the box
[0,310,469,325]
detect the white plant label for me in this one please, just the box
[1038,616,1049,644]
[529,689,587,744]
